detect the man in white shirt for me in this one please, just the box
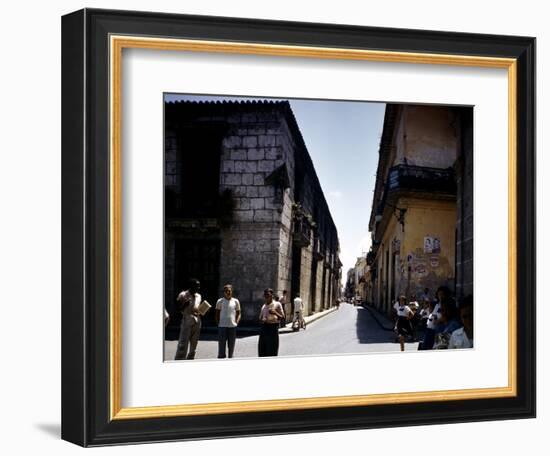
[292,293,305,330]
[215,284,241,358]
[174,278,202,360]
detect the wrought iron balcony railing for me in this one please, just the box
[387,163,456,194]
[292,218,311,247]
[375,164,456,217]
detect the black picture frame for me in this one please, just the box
[62,8,535,447]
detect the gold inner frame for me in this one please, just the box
[109,35,517,420]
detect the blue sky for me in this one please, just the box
[165,94,386,275]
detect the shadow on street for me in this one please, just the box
[355,306,394,344]
[197,329,259,341]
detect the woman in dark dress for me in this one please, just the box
[258,288,285,357]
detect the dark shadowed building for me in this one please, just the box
[164,100,342,330]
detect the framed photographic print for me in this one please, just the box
[61,8,536,447]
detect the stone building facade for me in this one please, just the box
[367,104,473,314]
[165,100,342,327]
[454,109,474,301]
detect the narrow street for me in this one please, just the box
[164,303,419,361]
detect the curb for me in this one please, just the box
[280,306,338,333]
[175,306,340,337]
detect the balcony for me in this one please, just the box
[366,251,375,266]
[375,164,456,217]
[387,164,456,195]
[292,218,311,247]
[313,236,325,260]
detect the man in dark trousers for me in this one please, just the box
[174,278,203,360]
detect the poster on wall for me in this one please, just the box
[424,236,441,254]
[424,236,433,253]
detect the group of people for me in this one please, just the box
[392,286,473,352]
[171,279,306,360]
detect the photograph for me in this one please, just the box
[163,94,474,360]
[57,6,536,447]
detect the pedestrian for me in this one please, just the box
[419,298,431,330]
[409,294,419,312]
[409,294,420,341]
[279,290,289,328]
[436,286,452,304]
[418,285,449,350]
[394,295,414,351]
[215,284,241,359]
[449,295,474,349]
[419,300,437,349]
[258,288,285,357]
[174,278,203,360]
[433,297,462,349]
[421,287,430,303]
[293,292,305,330]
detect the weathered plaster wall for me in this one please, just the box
[401,106,458,168]
[377,216,400,314]
[374,198,456,313]
[400,199,457,298]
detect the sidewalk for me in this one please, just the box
[279,306,338,333]
[194,305,338,336]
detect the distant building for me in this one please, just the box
[345,268,356,299]
[367,104,473,314]
[164,100,342,328]
[354,256,368,303]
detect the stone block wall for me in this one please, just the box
[164,100,342,323]
[218,109,290,224]
[164,234,176,315]
[455,109,474,301]
[218,108,297,321]
[165,128,182,197]
[276,190,294,296]
[219,223,281,320]
[313,260,324,312]
[299,234,314,316]
[323,268,331,309]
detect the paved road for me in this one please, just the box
[164,303,419,361]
